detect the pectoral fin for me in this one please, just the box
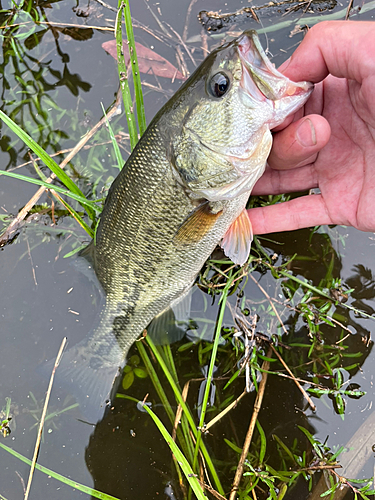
[175,201,222,245]
[221,209,253,266]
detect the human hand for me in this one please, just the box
[248,20,375,235]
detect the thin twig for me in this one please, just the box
[15,471,26,494]
[269,370,328,388]
[249,273,288,335]
[298,464,341,471]
[0,20,115,31]
[205,390,247,431]
[26,238,37,287]
[175,45,189,78]
[24,337,67,500]
[229,350,272,500]
[200,27,209,55]
[172,379,190,441]
[0,90,122,246]
[165,22,196,67]
[270,344,316,411]
[182,0,198,42]
[93,0,117,12]
[197,479,227,500]
[345,0,354,19]
[10,137,129,172]
[143,0,173,39]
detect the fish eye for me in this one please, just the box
[208,71,231,98]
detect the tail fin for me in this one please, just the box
[38,336,124,424]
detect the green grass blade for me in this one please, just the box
[255,0,375,35]
[162,343,179,384]
[137,341,193,461]
[30,157,94,236]
[140,402,208,500]
[146,336,224,495]
[122,0,147,136]
[193,286,229,471]
[54,194,94,238]
[0,442,120,500]
[100,103,124,170]
[0,110,96,222]
[115,1,138,151]
[0,170,101,212]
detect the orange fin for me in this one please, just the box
[221,209,253,266]
[175,202,222,245]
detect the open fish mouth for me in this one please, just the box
[238,30,313,116]
[191,31,314,165]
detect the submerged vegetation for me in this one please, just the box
[0,0,375,499]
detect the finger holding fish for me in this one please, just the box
[249,21,375,236]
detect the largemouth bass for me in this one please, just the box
[46,31,313,421]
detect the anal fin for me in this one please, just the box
[220,209,253,266]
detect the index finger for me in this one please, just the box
[281,21,375,84]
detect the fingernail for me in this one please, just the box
[278,57,291,73]
[296,118,317,147]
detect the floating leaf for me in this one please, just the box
[134,367,148,379]
[122,370,134,390]
[102,40,185,80]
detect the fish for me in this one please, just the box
[42,30,313,422]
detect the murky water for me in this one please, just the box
[0,0,375,498]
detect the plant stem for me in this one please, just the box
[229,350,272,500]
[115,0,138,150]
[122,0,146,136]
[137,341,192,461]
[193,287,229,471]
[146,336,225,495]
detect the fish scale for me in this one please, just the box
[41,30,313,422]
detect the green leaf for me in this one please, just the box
[329,445,344,462]
[122,370,134,389]
[115,2,138,150]
[130,355,140,365]
[272,435,296,464]
[256,420,266,465]
[140,402,208,500]
[0,442,120,499]
[63,244,87,259]
[320,485,338,497]
[224,438,243,454]
[100,102,124,170]
[223,368,241,390]
[298,426,323,459]
[122,0,146,136]
[0,170,100,212]
[134,367,148,379]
